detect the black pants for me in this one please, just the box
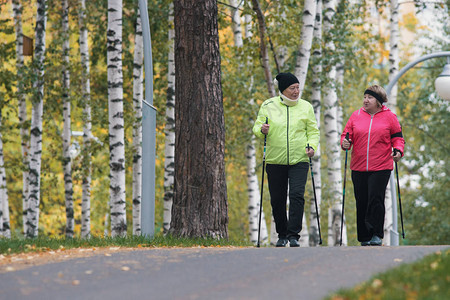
[351,170,391,242]
[266,162,309,240]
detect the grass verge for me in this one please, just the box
[0,234,252,255]
[326,248,449,300]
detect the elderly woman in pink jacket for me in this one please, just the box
[341,85,405,246]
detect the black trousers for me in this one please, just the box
[351,170,391,242]
[266,162,309,240]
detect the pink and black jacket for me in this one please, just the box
[340,105,405,172]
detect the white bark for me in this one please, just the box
[12,0,30,235]
[132,8,143,236]
[294,0,317,97]
[309,0,322,247]
[0,113,10,238]
[108,0,126,237]
[26,0,47,238]
[384,0,400,245]
[62,0,74,238]
[79,0,92,238]
[163,3,175,233]
[336,64,344,135]
[251,0,275,97]
[242,7,268,245]
[230,0,243,47]
[384,180,393,244]
[323,0,346,246]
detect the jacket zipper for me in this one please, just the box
[366,110,383,171]
[366,115,374,171]
[286,106,289,165]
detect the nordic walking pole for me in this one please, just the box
[307,143,322,245]
[257,117,268,248]
[394,149,405,239]
[340,132,350,246]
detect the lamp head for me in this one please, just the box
[435,63,450,100]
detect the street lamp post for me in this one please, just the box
[386,51,450,246]
[138,0,157,237]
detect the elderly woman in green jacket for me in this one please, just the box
[253,72,320,247]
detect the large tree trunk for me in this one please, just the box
[309,0,323,247]
[132,7,143,236]
[294,0,317,97]
[163,3,175,233]
[108,0,126,237]
[323,0,346,246]
[26,0,47,238]
[79,0,92,239]
[62,0,74,238]
[12,0,30,235]
[171,0,228,238]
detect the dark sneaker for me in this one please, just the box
[276,238,288,247]
[361,241,370,246]
[368,235,382,246]
[289,238,300,247]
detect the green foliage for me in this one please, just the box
[326,249,450,299]
[0,0,448,246]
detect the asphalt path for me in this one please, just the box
[0,245,447,300]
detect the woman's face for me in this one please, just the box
[363,94,380,113]
[282,83,300,100]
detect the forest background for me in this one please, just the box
[0,0,448,245]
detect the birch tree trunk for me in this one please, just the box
[108,0,126,237]
[336,64,344,135]
[251,0,275,97]
[12,0,30,235]
[79,0,92,239]
[294,0,317,96]
[384,0,400,245]
[0,113,10,238]
[292,0,318,247]
[309,0,323,247]
[132,7,143,236]
[26,0,47,238]
[231,0,268,245]
[163,3,175,233]
[62,0,74,238]
[171,0,228,238]
[323,0,346,246]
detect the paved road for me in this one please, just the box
[0,245,447,300]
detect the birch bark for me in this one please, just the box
[309,0,323,247]
[239,5,268,245]
[163,3,175,233]
[12,0,29,235]
[294,0,317,96]
[323,0,346,246]
[384,0,400,245]
[251,0,275,97]
[26,0,47,238]
[132,7,143,236]
[62,0,74,238]
[108,0,126,237]
[79,0,92,238]
[0,113,10,238]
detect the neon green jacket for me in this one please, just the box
[252,96,320,165]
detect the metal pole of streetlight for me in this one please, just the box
[386,51,450,246]
[138,0,157,237]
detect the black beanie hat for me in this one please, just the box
[275,72,299,93]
